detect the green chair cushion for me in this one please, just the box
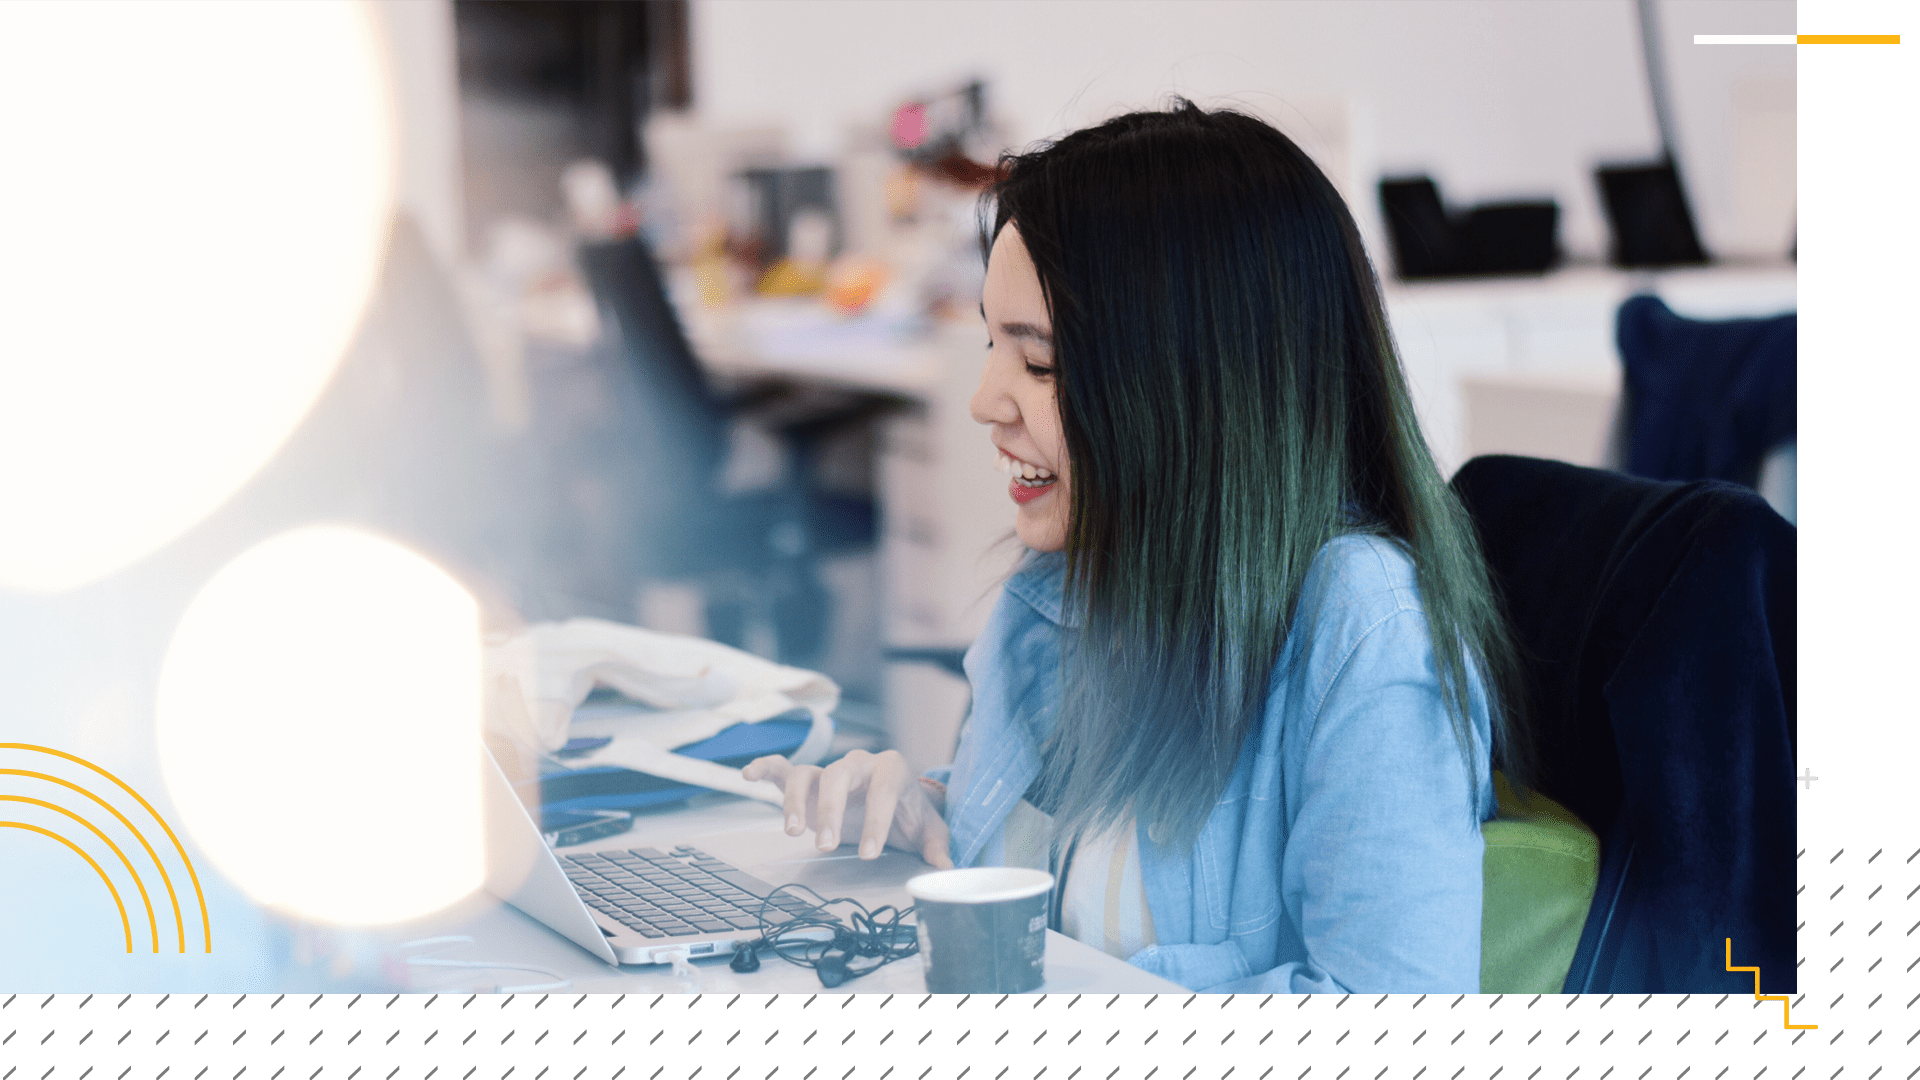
[1481,772,1600,993]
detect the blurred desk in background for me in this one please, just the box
[683,298,948,399]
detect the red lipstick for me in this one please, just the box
[1009,478,1055,504]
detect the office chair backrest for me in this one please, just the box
[1450,454,1795,993]
[577,236,729,480]
[1616,294,1795,488]
[571,235,745,586]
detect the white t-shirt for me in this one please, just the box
[996,799,1157,961]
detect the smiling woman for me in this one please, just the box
[750,100,1534,993]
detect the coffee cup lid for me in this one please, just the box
[906,867,1054,904]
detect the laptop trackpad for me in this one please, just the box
[695,828,934,905]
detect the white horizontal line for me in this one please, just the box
[1693,34,1796,45]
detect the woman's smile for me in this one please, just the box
[996,450,1058,503]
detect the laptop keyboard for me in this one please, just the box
[560,845,819,939]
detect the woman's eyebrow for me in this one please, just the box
[980,303,1053,348]
[998,321,1053,348]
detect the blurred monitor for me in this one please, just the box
[1380,177,1559,279]
[1596,161,1709,268]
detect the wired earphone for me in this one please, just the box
[727,883,920,987]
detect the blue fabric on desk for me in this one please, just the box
[1449,455,1795,993]
[540,713,815,814]
[1617,294,1795,487]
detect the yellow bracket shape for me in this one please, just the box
[0,743,209,951]
[0,820,132,951]
[0,794,158,950]
[0,769,186,952]
[1726,937,1816,1029]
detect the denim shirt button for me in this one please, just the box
[1147,821,1166,844]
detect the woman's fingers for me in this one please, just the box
[745,755,820,836]
[777,762,821,836]
[741,755,789,784]
[858,758,907,859]
[812,750,875,851]
[745,750,946,864]
[919,810,954,870]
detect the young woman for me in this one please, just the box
[745,101,1530,993]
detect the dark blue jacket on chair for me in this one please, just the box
[1450,455,1796,993]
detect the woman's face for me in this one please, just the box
[972,223,1069,552]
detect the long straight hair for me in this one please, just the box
[988,101,1532,849]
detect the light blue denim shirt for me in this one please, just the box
[926,534,1496,993]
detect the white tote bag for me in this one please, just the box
[485,618,837,805]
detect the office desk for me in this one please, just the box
[391,793,1183,995]
[681,299,948,400]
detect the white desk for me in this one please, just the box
[382,794,1182,995]
[681,299,949,400]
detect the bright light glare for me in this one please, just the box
[0,1,397,593]
[155,526,482,926]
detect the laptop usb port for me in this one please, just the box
[690,943,715,955]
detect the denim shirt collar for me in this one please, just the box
[1001,549,1077,629]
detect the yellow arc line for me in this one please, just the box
[0,794,158,951]
[1725,937,1816,1029]
[0,820,132,951]
[0,769,185,952]
[0,743,210,951]
[1797,34,1899,44]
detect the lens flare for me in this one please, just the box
[155,526,482,926]
[0,0,397,593]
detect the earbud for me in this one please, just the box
[729,944,761,973]
[814,955,851,988]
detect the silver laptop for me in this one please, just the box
[482,747,926,966]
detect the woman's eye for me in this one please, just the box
[1025,363,1054,379]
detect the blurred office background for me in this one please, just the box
[439,0,1796,767]
[0,0,1793,989]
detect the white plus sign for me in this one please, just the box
[1798,768,1818,789]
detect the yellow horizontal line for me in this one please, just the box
[1798,34,1900,44]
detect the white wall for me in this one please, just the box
[1653,0,1798,257]
[375,0,466,268]
[689,0,1795,263]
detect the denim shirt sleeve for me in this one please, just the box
[1238,615,1485,992]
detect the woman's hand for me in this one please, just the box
[741,749,954,869]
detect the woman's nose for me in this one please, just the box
[970,358,1017,427]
